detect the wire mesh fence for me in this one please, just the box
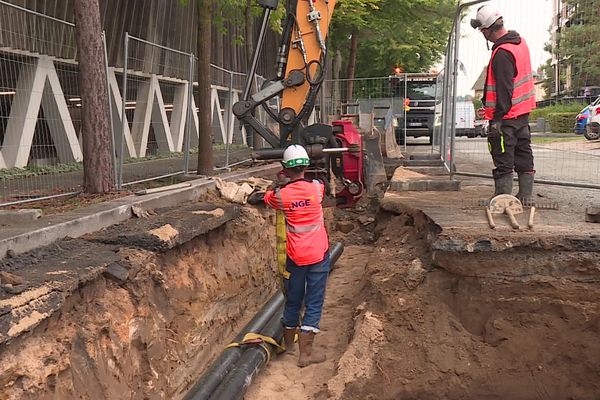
[322,75,444,153]
[444,0,600,188]
[118,35,194,188]
[0,1,85,205]
[0,0,265,206]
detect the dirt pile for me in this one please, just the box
[0,203,278,400]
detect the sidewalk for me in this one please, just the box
[0,162,278,261]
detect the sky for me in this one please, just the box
[453,0,554,96]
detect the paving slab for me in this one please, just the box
[0,209,43,226]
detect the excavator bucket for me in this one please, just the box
[375,106,403,159]
[358,113,388,195]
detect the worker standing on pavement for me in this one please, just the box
[471,5,536,203]
[263,144,329,368]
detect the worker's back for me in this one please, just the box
[264,179,328,266]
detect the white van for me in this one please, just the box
[455,101,480,137]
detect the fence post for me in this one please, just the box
[225,70,234,168]
[102,31,117,188]
[403,73,407,152]
[118,32,129,189]
[449,16,462,175]
[183,53,194,175]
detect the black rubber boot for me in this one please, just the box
[516,173,534,205]
[493,174,513,196]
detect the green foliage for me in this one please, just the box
[531,136,584,144]
[331,0,455,77]
[178,0,285,46]
[544,0,600,96]
[0,163,83,181]
[546,112,579,133]
[530,102,585,121]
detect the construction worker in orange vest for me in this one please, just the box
[471,5,536,204]
[263,144,329,368]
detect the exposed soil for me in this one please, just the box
[1,191,133,215]
[1,183,600,399]
[0,202,279,399]
[245,196,600,400]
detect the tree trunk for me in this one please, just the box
[333,49,342,116]
[197,0,214,175]
[73,0,115,193]
[346,31,359,101]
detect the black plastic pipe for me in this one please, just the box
[194,242,344,400]
[184,242,344,400]
[208,305,285,400]
[183,293,285,400]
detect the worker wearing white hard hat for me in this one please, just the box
[263,143,330,368]
[471,5,537,204]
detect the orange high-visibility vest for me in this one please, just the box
[264,179,329,266]
[484,39,536,120]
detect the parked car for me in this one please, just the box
[575,105,590,135]
[584,97,600,140]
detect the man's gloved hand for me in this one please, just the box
[488,121,502,138]
[247,191,265,205]
[268,169,290,190]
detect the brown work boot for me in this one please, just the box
[283,327,297,354]
[297,331,326,367]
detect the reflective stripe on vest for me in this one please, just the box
[286,222,323,233]
[483,39,537,120]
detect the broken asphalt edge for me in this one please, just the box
[0,163,280,261]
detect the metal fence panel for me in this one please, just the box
[445,0,600,188]
[322,75,444,154]
[0,1,86,205]
[117,35,193,187]
[0,0,260,204]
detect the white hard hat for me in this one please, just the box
[282,144,310,168]
[470,5,502,30]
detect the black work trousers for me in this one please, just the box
[488,114,535,180]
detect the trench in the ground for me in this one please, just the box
[334,207,600,400]
[1,198,599,400]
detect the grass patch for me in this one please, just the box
[0,145,251,180]
[531,136,585,144]
[0,162,83,181]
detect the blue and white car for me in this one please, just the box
[585,97,600,140]
[575,105,590,135]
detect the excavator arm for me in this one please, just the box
[233,0,366,207]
